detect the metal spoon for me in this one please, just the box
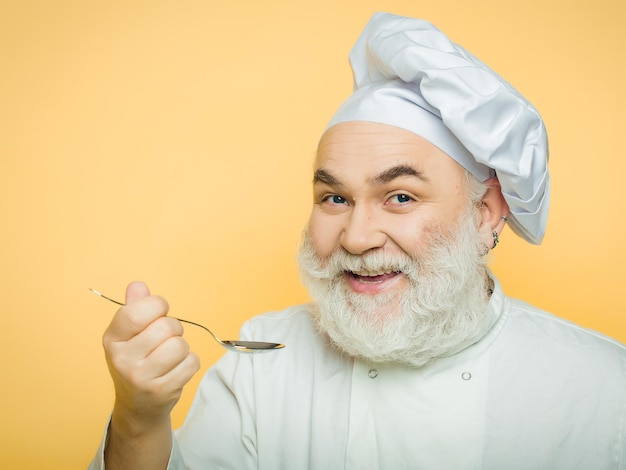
[89,288,285,353]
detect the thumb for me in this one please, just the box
[125,281,151,305]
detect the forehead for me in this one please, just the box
[315,121,466,181]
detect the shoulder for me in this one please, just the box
[237,303,335,359]
[499,296,626,374]
[508,297,624,349]
[202,304,323,385]
[241,303,316,339]
[224,304,346,383]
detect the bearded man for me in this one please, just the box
[90,12,626,470]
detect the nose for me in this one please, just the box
[340,205,387,255]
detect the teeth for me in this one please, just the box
[353,269,395,277]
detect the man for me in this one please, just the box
[90,12,626,469]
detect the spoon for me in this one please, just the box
[89,288,285,353]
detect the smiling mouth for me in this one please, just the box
[348,270,401,283]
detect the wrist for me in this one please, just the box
[105,409,173,470]
[111,400,172,439]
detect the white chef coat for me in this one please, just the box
[90,277,626,469]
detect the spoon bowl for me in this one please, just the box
[89,288,285,353]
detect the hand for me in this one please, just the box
[102,282,201,433]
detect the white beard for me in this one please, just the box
[297,210,491,368]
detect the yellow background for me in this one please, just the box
[1,0,624,467]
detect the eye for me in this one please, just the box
[384,192,418,212]
[388,193,414,204]
[316,193,350,213]
[322,194,348,205]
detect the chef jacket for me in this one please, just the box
[90,276,626,469]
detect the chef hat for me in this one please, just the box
[326,12,550,244]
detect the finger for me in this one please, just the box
[125,281,150,305]
[105,295,170,342]
[149,351,201,403]
[141,335,192,379]
[115,340,199,405]
[122,316,184,361]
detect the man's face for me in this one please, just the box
[309,121,470,299]
[300,121,490,366]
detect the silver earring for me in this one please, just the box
[501,216,508,222]
[492,231,500,249]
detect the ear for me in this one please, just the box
[478,177,510,249]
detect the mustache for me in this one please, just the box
[298,233,417,281]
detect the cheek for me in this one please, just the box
[387,211,451,256]
[390,224,429,255]
[308,211,342,258]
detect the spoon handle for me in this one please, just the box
[174,317,223,343]
[89,288,224,343]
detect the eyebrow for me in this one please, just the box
[313,164,428,186]
[373,164,428,184]
[313,168,341,186]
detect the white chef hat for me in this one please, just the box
[326,12,550,244]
